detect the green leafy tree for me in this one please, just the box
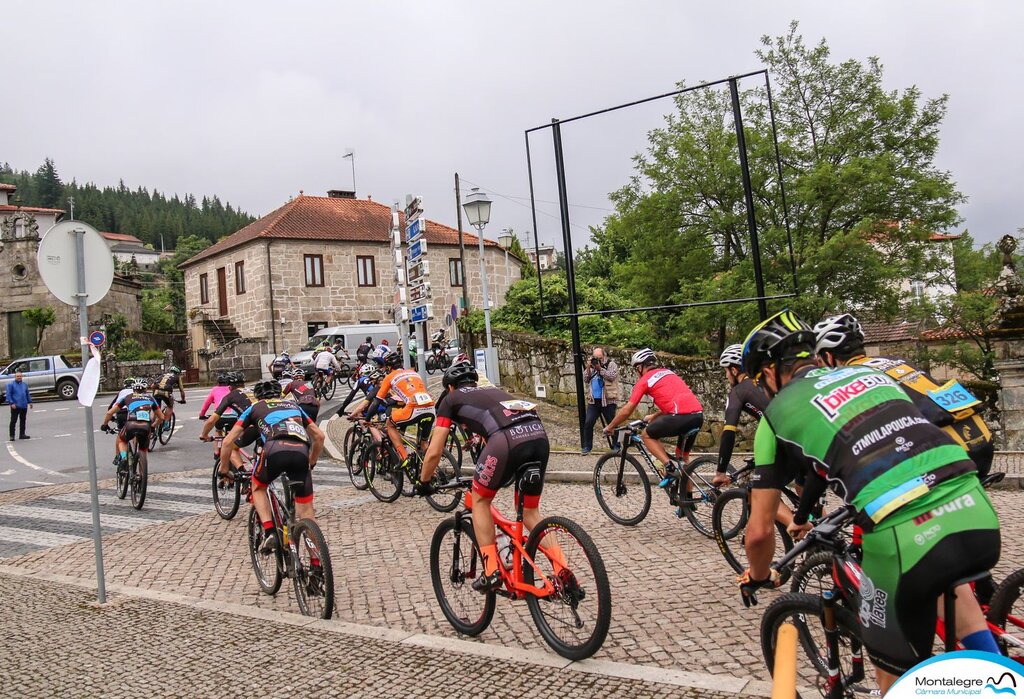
[507,234,534,278]
[22,306,57,352]
[585,21,964,353]
[141,287,177,333]
[159,235,211,328]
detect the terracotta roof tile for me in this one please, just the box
[861,320,922,344]
[181,195,499,267]
[101,231,145,244]
[0,183,16,191]
[0,204,64,214]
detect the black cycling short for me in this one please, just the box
[298,404,319,424]
[473,420,549,508]
[215,415,236,433]
[119,420,152,447]
[154,392,173,410]
[252,439,313,503]
[646,412,703,453]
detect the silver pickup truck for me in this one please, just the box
[0,355,84,402]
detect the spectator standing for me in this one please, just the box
[581,348,620,454]
[6,372,32,440]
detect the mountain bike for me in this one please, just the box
[103,421,149,510]
[445,423,484,472]
[425,347,452,375]
[343,417,376,491]
[247,476,335,619]
[429,470,611,660]
[592,419,719,537]
[148,399,182,450]
[362,418,462,512]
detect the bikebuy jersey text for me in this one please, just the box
[753,365,975,522]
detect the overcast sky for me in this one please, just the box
[3,1,1020,250]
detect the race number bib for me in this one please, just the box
[135,410,151,422]
[414,392,433,405]
[927,380,981,413]
[501,400,538,412]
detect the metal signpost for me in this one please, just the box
[36,220,114,604]
[391,207,411,368]
[405,195,432,379]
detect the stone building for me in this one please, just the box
[101,231,161,272]
[180,191,523,362]
[0,183,142,359]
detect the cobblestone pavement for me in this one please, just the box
[0,572,746,698]
[2,459,1023,685]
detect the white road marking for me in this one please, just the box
[0,469,14,476]
[5,444,69,478]
[3,504,151,530]
[26,481,52,486]
[0,525,83,548]
[144,485,210,498]
[34,410,47,413]
[53,433,72,438]
[47,492,211,515]
[54,408,69,412]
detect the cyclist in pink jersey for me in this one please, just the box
[604,348,704,490]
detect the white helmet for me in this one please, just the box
[630,348,657,369]
[132,378,149,392]
[719,344,744,368]
[813,314,864,354]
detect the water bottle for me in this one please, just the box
[495,532,513,569]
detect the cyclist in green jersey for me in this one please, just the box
[739,310,1000,694]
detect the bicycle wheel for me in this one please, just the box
[426,450,462,513]
[429,517,495,636]
[987,567,1024,663]
[366,445,401,503]
[290,519,335,619]
[523,516,612,661]
[712,489,794,581]
[346,434,370,491]
[247,508,283,595]
[212,460,241,520]
[426,355,438,375]
[130,450,148,510]
[115,456,130,500]
[679,456,719,538]
[148,426,159,451]
[446,430,464,471]
[158,411,176,445]
[592,452,651,526]
[322,377,337,401]
[761,592,872,698]
[790,550,835,597]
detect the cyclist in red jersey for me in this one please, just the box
[604,348,703,491]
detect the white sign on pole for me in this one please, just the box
[36,221,114,306]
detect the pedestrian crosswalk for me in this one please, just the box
[0,461,356,559]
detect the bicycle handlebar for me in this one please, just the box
[772,506,854,572]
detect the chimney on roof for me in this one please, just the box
[327,190,356,199]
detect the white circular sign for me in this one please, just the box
[36,220,115,306]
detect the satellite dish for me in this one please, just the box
[36,220,114,306]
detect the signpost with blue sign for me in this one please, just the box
[411,304,432,324]
[89,330,105,347]
[408,238,427,263]
[405,217,426,244]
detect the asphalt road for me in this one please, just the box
[0,372,445,493]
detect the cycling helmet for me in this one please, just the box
[123,377,135,388]
[132,378,148,392]
[741,310,816,379]
[365,336,372,343]
[216,372,230,386]
[291,367,307,379]
[359,363,377,378]
[382,349,402,369]
[281,351,290,359]
[228,371,245,386]
[453,352,471,366]
[442,362,478,389]
[630,348,658,370]
[253,379,281,400]
[813,313,864,355]
[719,344,744,369]
[168,365,181,374]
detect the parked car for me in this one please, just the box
[0,355,85,402]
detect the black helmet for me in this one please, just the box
[741,310,816,379]
[228,371,245,387]
[442,362,478,389]
[216,372,230,386]
[253,379,281,400]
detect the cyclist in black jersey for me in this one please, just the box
[337,364,385,417]
[712,344,768,487]
[219,380,326,553]
[283,368,321,423]
[152,366,186,428]
[417,363,557,593]
[200,373,258,475]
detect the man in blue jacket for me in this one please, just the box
[5,372,32,440]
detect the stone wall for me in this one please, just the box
[101,359,167,391]
[198,338,269,384]
[485,329,752,452]
[183,238,522,363]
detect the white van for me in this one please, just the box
[291,323,401,373]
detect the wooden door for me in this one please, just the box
[216,267,228,316]
[7,312,37,358]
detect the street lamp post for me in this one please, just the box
[462,188,497,384]
[498,230,512,285]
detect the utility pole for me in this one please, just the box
[454,173,471,351]
[67,196,75,220]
